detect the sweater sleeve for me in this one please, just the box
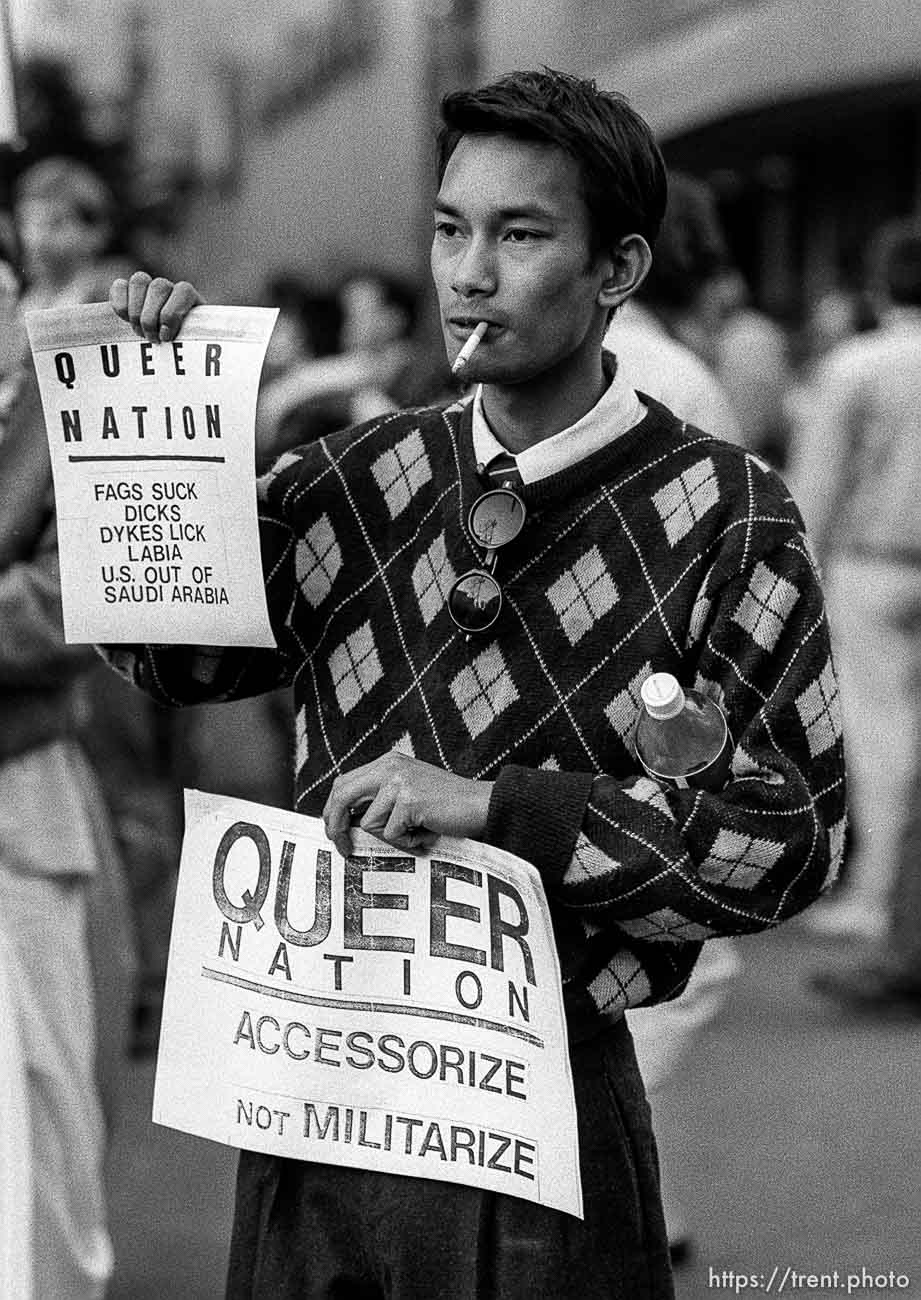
[484,528,846,1020]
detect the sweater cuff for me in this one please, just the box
[484,764,595,884]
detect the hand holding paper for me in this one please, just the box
[110,271,204,343]
[322,752,494,857]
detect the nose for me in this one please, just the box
[451,235,497,300]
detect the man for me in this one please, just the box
[104,70,844,1299]
[786,217,921,1008]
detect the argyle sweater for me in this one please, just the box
[104,393,846,1039]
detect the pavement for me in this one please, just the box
[104,922,921,1299]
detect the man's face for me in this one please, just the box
[431,134,609,385]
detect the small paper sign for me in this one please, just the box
[26,302,278,646]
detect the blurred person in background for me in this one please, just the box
[337,268,420,421]
[605,170,741,445]
[255,266,421,461]
[783,286,876,445]
[0,246,32,1300]
[14,155,133,318]
[605,169,742,1265]
[105,67,844,1300]
[0,281,117,1296]
[712,268,794,469]
[255,272,345,467]
[12,155,159,1068]
[786,217,921,1003]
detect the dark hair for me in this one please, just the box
[639,172,729,311]
[436,68,668,261]
[867,217,921,307]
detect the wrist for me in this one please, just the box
[464,779,494,840]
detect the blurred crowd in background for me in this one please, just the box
[2,27,921,1300]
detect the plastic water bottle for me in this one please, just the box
[634,672,732,791]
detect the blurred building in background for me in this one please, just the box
[3,0,920,318]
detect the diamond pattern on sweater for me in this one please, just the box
[588,950,651,1014]
[547,545,619,644]
[730,743,785,785]
[733,561,799,650]
[623,775,673,819]
[392,731,415,757]
[450,644,518,739]
[111,402,846,1031]
[619,908,717,942]
[686,574,713,648]
[328,622,383,715]
[296,513,342,609]
[564,832,621,887]
[653,457,719,546]
[700,828,784,889]
[693,674,726,710]
[605,662,652,746]
[796,658,842,758]
[371,429,431,518]
[412,532,456,626]
[258,450,300,490]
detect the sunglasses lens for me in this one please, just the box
[468,489,526,550]
[448,571,502,632]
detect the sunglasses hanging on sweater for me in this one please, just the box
[448,453,526,635]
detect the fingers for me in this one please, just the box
[323,754,414,857]
[159,280,203,341]
[380,806,436,853]
[126,271,153,334]
[323,766,377,858]
[111,271,203,342]
[109,276,131,321]
[358,786,434,854]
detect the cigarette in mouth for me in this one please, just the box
[451,320,488,374]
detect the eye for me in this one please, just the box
[434,219,461,239]
[504,227,545,244]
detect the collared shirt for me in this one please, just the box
[471,353,645,484]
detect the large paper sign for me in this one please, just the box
[25,302,278,646]
[154,791,583,1218]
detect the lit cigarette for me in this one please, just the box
[451,320,488,374]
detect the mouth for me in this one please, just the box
[447,317,502,339]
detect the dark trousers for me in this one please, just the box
[225,1016,674,1299]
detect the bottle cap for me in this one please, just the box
[641,672,685,720]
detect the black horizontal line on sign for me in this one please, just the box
[68,454,226,463]
[200,965,544,1047]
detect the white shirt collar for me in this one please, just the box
[471,356,645,484]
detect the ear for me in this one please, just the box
[596,234,653,312]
